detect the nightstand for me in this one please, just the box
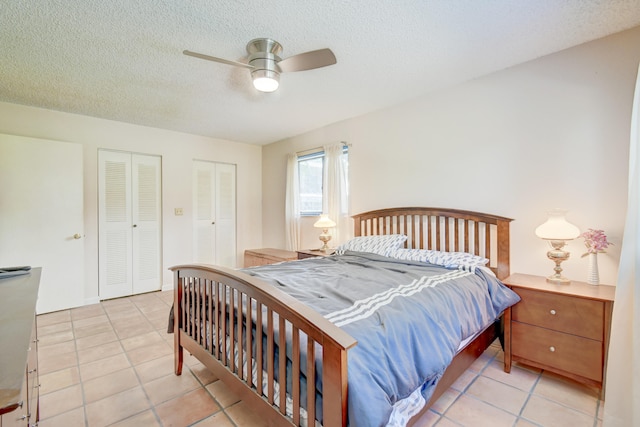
[503,273,615,392]
[243,248,298,267]
[297,249,335,259]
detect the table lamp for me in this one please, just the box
[313,215,336,252]
[535,209,580,284]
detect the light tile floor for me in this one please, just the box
[36,291,604,427]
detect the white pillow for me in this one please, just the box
[387,247,489,272]
[335,234,407,256]
[385,247,432,263]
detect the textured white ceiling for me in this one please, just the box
[2,1,640,145]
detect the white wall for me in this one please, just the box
[0,102,262,305]
[263,26,640,287]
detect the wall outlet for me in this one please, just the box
[174,208,184,216]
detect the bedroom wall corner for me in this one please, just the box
[261,25,640,286]
[0,101,263,307]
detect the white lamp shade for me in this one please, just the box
[314,214,336,229]
[535,209,580,240]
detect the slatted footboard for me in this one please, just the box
[171,264,357,427]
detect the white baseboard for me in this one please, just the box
[84,296,101,306]
[87,285,172,305]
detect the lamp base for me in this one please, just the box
[318,230,332,252]
[545,240,572,285]
[318,243,331,252]
[546,275,571,285]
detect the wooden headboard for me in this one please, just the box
[352,207,513,280]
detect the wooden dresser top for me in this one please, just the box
[503,273,615,302]
[244,248,298,260]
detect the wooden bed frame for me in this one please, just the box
[171,207,513,426]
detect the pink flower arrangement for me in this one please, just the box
[580,228,612,256]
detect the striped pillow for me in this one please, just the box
[387,247,488,272]
[335,234,407,256]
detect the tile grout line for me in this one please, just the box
[437,346,500,425]
[72,308,91,427]
[132,293,237,427]
[38,299,156,426]
[109,297,165,427]
[38,308,84,426]
[480,356,601,426]
[515,371,543,427]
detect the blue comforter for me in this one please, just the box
[243,251,520,427]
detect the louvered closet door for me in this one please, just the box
[99,150,161,299]
[99,151,133,299]
[193,160,236,267]
[131,154,162,294]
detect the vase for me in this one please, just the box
[587,253,599,285]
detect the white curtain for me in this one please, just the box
[323,143,350,245]
[602,63,640,427]
[285,153,300,250]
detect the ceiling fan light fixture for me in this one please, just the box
[184,38,336,93]
[252,69,280,92]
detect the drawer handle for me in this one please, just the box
[549,309,557,315]
[549,346,556,352]
[28,368,37,374]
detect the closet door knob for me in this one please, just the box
[549,346,556,352]
[133,224,137,228]
[550,309,557,315]
[73,233,82,239]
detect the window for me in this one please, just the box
[298,147,348,216]
[298,151,324,215]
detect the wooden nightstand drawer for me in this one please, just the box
[513,288,604,340]
[512,322,603,382]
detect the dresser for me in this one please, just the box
[243,248,298,267]
[503,273,615,392]
[0,268,41,427]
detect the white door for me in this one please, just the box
[98,150,132,299]
[0,134,84,314]
[98,150,161,299]
[131,154,162,293]
[193,161,236,267]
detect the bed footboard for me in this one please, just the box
[171,264,357,427]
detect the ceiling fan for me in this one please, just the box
[184,38,336,93]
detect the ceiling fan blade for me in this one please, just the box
[183,50,253,70]
[277,48,336,73]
